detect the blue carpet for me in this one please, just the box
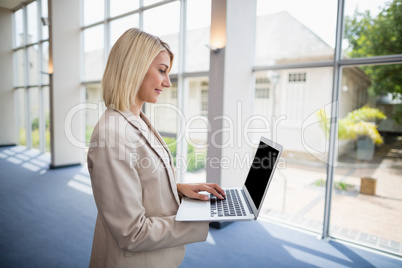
[182,220,402,267]
[0,146,401,267]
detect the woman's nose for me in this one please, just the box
[163,76,171,88]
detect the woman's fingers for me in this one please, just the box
[201,183,225,199]
[177,183,226,201]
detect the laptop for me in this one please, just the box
[175,136,283,222]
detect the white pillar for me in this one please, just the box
[0,8,16,146]
[207,0,256,187]
[49,0,83,168]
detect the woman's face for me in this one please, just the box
[136,50,171,105]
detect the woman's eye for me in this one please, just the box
[159,69,166,74]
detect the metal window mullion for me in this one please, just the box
[104,0,110,59]
[322,0,345,240]
[175,0,188,182]
[139,0,144,29]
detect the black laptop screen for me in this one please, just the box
[244,141,279,210]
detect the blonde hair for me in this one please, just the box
[102,28,174,111]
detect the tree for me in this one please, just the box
[344,0,402,122]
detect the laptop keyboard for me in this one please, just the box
[210,189,247,217]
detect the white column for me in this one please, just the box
[207,0,256,187]
[0,8,16,146]
[49,0,83,168]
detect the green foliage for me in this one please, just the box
[19,127,51,152]
[314,179,355,192]
[86,126,94,144]
[317,106,387,145]
[162,137,206,172]
[31,117,39,130]
[31,115,50,131]
[344,0,402,122]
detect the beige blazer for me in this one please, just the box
[87,108,208,268]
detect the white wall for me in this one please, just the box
[49,0,84,167]
[0,8,16,146]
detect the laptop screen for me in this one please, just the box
[244,140,279,210]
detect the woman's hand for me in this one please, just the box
[177,183,226,201]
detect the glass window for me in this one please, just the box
[85,83,104,145]
[83,0,105,26]
[16,89,26,147]
[285,71,307,123]
[41,0,49,40]
[183,77,209,183]
[185,0,211,72]
[14,49,25,87]
[255,0,337,66]
[83,25,105,81]
[109,14,139,50]
[14,9,24,47]
[143,1,180,74]
[110,0,139,17]
[254,68,333,233]
[42,86,51,152]
[27,2,38,44]
[343,0,402,58]
[330,64,402,253]
[41,41,49,84]
[29,87,39,149]
[28,45,39,86]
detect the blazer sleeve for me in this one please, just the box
[87,124,208,254]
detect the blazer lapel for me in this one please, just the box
[116,109,181,205]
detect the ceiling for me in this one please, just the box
[0,0,26,10]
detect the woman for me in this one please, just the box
[87,28,225,268]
